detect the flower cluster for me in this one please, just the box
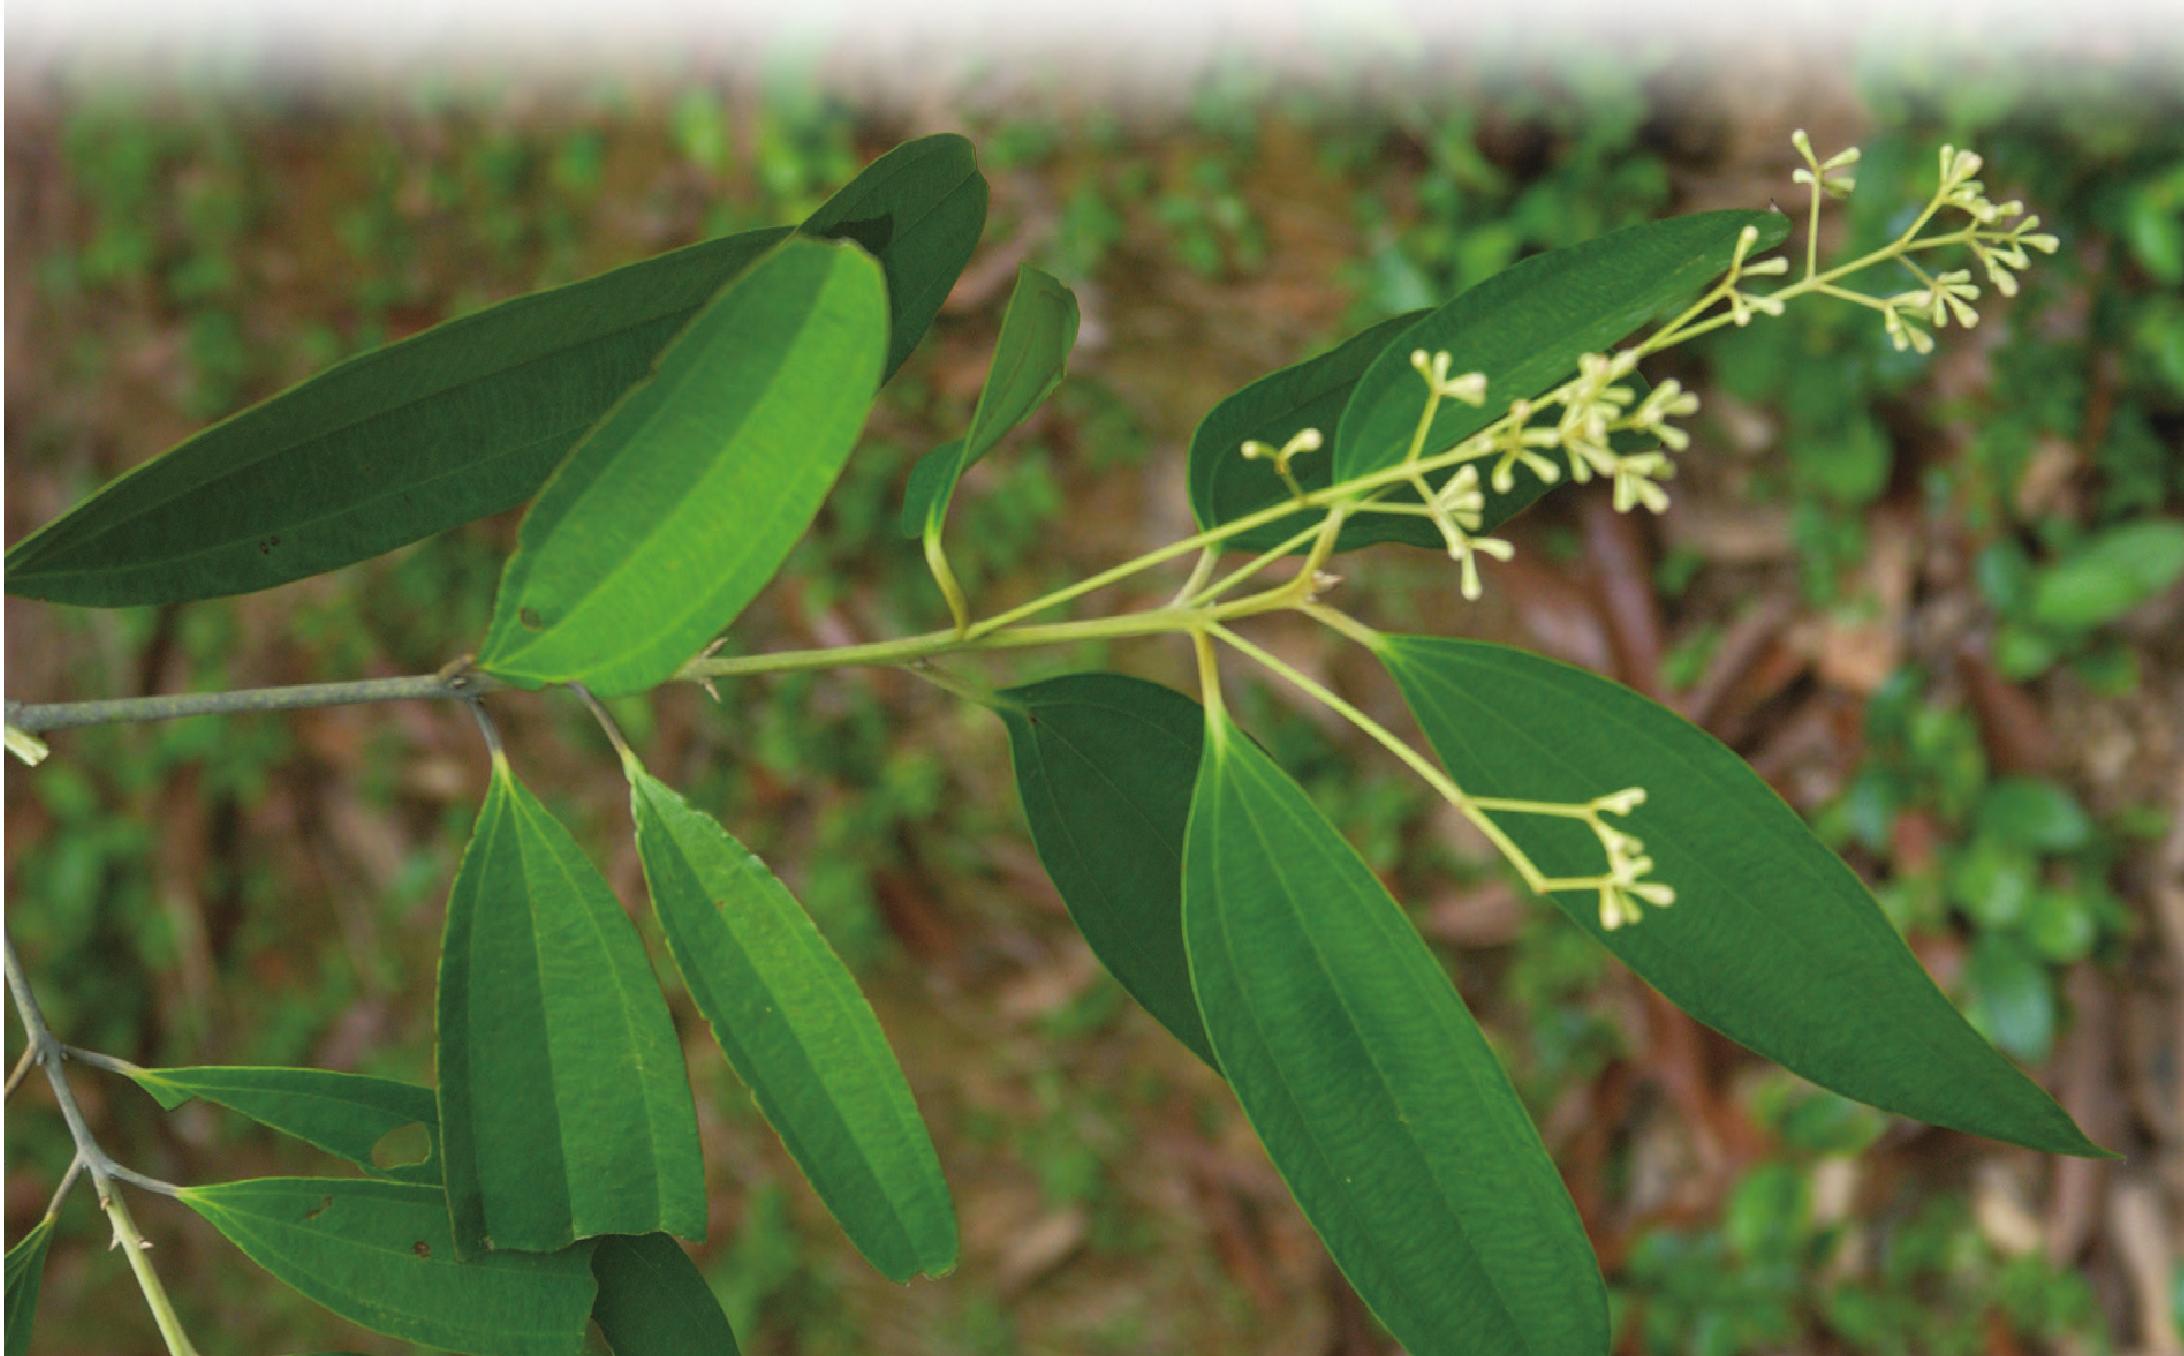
[1791,128,1859,198]
[1585,787,1676,930]
[1239,426,1324,499]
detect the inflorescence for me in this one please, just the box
[1225,129,2057,930]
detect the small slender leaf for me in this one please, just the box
[899,265,1079,539]
[121,1065,441,1185]
[181,1177,597,1356]
[1184,714,1608,1356]
[626,761,956,1282]
[1,225,789,608]
[994,673,1216,1065]
[1377,635,2107,1157]
[5,1216,54,1356]
[590,1232,742,1355]
[478,237,886,695]
[1186,311,1444,555]
[1333,210,1789,481]
[437,759,706,1258]
[803,133,988,381]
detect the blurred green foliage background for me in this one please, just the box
[5,39,2182,1355]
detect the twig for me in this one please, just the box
[4,935,200,1356]
[7,670,501,736]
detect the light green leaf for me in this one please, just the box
[626,761,956,1282]
[121,1065,441,1185]
[181,1177,597,1356]
[437,759,706,1258]
[5,1216,54,1356]
[994,673,1216,1065]
[1378,635,2107,1157]
[1333,211,1788,481]
[1967,935,2056,1063]
[1183,713,1608,1356]
[2,226,790,608]
[1186,311,1448,555]
[803,133,988,381]
[2028,520,2184,631]
[590,1233,742,1355]
[478,237,886,695]
[899,265,1079,539]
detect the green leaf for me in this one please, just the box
[993,673,1216,1065]
[181,1177,597,1356]
[1333,211,1789,482]
[5,135,982,609]
[5,1216,54,1356]
[1378,635,2107,1157]
[437,759,706,1258]
[2,225,790,607]
[626,761,956,1282]
[1183,713,1608,1355]
[898,265,1079,540]
[2028,520,2184,631]
[120,1065,441,1185]
[1186,311,1448,555]
[803,133,988,381]
[1967,936,2057,1063]
[477,237,886,695]
[590,1233,743,1355]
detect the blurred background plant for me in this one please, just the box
[5,37,2181,1355]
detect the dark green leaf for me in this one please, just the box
[1186,311,1446,555]
[437,759,706,1258]
[804,133,988,380]
[1184,713,1608,1355]
[121,1065,441,1185]
[478,237,886,695]
[5,1216,54,1356]
[1378,635,2106,1157]
[183,1177,596,1356]
[5,135,981,608]
[2,226,790,607]
[899,265,1079,540]
[1334,211,1789,482]
[591,1233,742,1355]
[994,673,1215,1065]
[627,762,956,1282]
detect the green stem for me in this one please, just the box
[4,935,201,1356]
[1205,623,1554,895]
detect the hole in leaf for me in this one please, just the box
[302,1193,334,1221]
[369,1121,433,1172]
[518,607,544,630]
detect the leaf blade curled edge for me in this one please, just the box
[477,237,887,695]
[590,1232,743,1355]
[1377,635,2106,1158]
[436,761,707,1259]
[627,763,957,1282]
[1184,714,1609,1356]
[994,672,1216,1065]
[181,1177,597,1356]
